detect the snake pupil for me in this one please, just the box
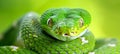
[47,18,53,27]
[79,18,84,27]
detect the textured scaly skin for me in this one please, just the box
[90,39,120,54]
[0,8,95,54]
[1,8,119,54]
[20,8,95,54]
[0,46,36,54]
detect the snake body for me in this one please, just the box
[0,46,36,54]
[92,39,120,54]
[0,8,119,54]
[20,8,95,54]
[1,8,95,54]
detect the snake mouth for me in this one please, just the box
[57,28,88,37]
[41,20,88,41]
[41,25,88,41]
[53,25,88,37]
[51,28,88,41]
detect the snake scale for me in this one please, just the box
[0,8,119,54]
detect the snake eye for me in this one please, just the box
[47,18,53,27]
[79,18,84,27]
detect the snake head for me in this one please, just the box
[40,8,91,41]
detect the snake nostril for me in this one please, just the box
[65,33,68,35]
[63,33,69,36]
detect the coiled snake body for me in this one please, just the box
[1,8,95,54]
[20,8,95,54]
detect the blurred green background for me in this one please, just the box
[0,0,120,39]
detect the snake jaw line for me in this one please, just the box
[79,28,88,36]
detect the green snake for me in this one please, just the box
[0,8,119,54]
[20,8,95,54]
